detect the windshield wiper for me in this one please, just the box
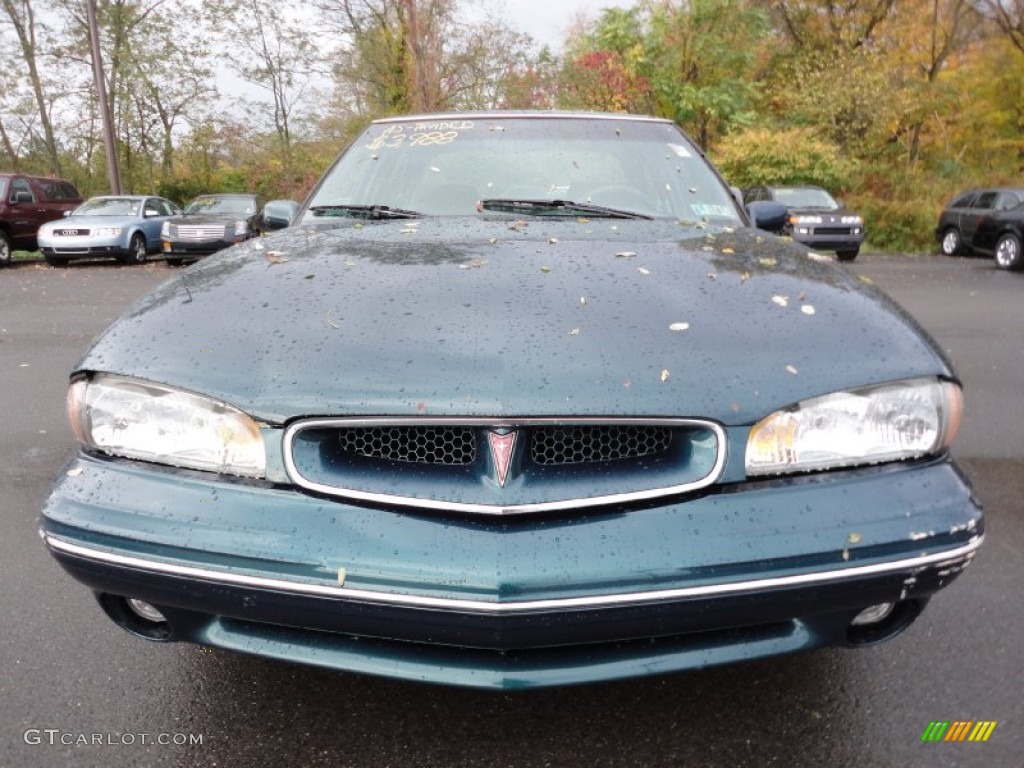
[479,199,653,220]
[308,204,422,220]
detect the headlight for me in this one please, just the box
[745,378,962,476]
[234,220,249,236]
[96,227,122,236]
[67,375,265,477]
[790,215,822,225]
[161,222,174,237]
[841,215,863,225]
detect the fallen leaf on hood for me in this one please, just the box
[252,240,265,250]
[549,237,559,244]
[847,532,862,544]
[859,275,874,284]
[637,267,651,276]
[540,265,551,273]
[772,295,789,307]
[326,309,341,329]
[66,467,83,477]
[615,250,637,258]
[265,252,289,264]
[459,258,488,270]
[722,247,735,254]
[758,256,777,267]
[669,322,690,331]
[801,304,816,315]
[660,369,670,382]
[580,296,587,306]
[740,271,751,283]
[569,327,581,336]
[785,364,799,375]
[508,220,529,231]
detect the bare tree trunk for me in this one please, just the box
[1,0,62,174]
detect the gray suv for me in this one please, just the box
[743,185,864,261]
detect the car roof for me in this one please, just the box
[372,111,675,126]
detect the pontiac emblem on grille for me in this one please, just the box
[487,431,517,487]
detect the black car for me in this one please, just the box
[161,193,265,265]
[743,185,864,261]
[935,187,1024,270]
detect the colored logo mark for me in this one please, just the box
[921,721,997,742]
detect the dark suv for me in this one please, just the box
[161,193,265,265]
[743,185,864,261]
[935,188,1024,268]
[0,173,82,265]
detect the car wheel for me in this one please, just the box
[121,233,147,265]
[0,230,11,266]
[44,253,69,267]
[994,233,1023,271]
[836,248,859,262]
[166,257,184,267]
[940,228,962,256]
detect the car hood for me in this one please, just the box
[77,219,951,425]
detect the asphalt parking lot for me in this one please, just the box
[2,253,1021,768]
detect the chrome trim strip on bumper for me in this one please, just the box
[43,533,983,615]
[281,416,728,516]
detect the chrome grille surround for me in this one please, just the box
[283,417,726,516]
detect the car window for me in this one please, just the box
[77,197,141,216]
[974,191,997,209]
[950,192,976,208]
[305,117,741,222]
[996,191,1024,210]
[10,178,34,202]
[770,187,839,209]
[185,196,255,215]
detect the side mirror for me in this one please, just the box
[13,191,32,204]
[729,185,744,207]
[63,210,72,217]
[746,201,788,233]
[262,199,299,231]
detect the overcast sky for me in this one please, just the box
[468,0,631,50]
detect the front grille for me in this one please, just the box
[338,426,476,465]
[815,227,853,236]
[531,425,671,465]
[176,225,225,240]
[285,417,725,515]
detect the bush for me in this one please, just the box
[710,127,854,191]
[851,195,936,253]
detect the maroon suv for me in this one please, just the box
[0,173,82,265]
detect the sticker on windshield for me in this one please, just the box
[367,121,474,151]
[668,143,692,158]
[690,204,734,217]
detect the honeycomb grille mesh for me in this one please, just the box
[337,426,476,465]
[531,425,672,465]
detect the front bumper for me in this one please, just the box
[41,452,983,688]
[162,237,245,258]
[40,240,130,259]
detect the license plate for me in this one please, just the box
[56,229,84,236]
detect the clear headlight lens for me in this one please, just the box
[841,215,863,225]
[790,215,822,225]
[96,227,122,236]
[745,377,962,476]
[160,222,174,237]
[67,375,265,477]
[234,220,249,236]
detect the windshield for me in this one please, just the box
[773,187,839,209]
[76,197,141,216]
[185,196,255,215]
[302,116,741,223]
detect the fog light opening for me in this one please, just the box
[97,593,173,641]
[126,598,167,623]
[846,599,925,646]
[851,602,894,627]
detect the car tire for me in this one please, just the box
[0,230,11,266]
[166,257,184,267]
[121,233,147,265]
[994,233,1023,271]
[44,253,69,267]
[940,228,962,256]
[836,248,859,262]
